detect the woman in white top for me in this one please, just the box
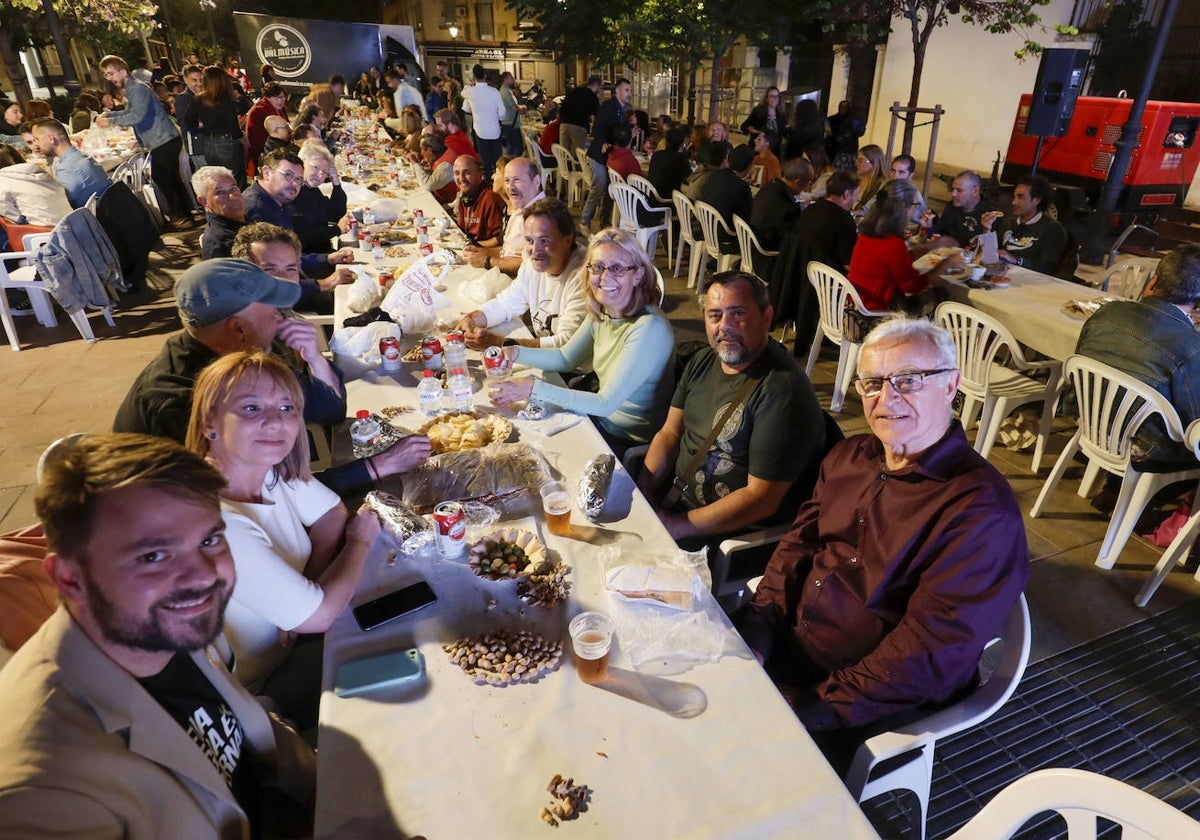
[187,351,380,727]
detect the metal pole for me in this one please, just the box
[40,0,81,98]
[1080,0,1180,265]
[925,104,942,198]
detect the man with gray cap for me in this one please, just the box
[113,258,346,444]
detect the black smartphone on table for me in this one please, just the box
[352,581,437,631]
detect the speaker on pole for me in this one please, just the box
[1025,48,1090,137]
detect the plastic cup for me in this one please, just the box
[970,265,987,281]
[540,480,572,536]
[569,611,614,684]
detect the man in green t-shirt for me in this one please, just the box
[637,272,827,542]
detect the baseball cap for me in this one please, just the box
[176,258,301,327]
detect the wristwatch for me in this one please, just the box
[484,256,493,270]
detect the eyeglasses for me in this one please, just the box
[853,368,955,397]
[586,262,636,278]
[271,169,304,185]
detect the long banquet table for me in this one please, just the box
[313,157,880,839]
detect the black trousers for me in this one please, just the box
[149,135,194,220]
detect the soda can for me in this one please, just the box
[432,501,466,558]
[445,328,465,345]
[348,218,359,241]
[360,231,374,252]
[380,336,402,371]
[482,345,512,379]
[377,270,394,288]
[421,335,443,370]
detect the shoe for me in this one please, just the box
[343,307,393,327]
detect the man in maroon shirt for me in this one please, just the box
[453,155,504,247]
[741,315,1028,771]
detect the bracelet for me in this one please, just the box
[503,338,518,347]
[484,256,493,270]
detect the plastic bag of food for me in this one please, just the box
[399,442,550,511]
[364,490,433,553]
[329,321,401,367]
[576,454,614,522]
[380,252,454,335]
[461,266,513,304]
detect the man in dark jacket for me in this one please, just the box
[751,157,813,251]
[191,165,245,259]
[558,74,601,153]
[581,77,631,230]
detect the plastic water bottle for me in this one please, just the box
[362,206,376,227]
[373,245,386,270]
[418,370,443,417]
[448,368,473,412]
[350,410,381,448]
[443,338,467,372]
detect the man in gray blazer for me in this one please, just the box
[0,433,315,839]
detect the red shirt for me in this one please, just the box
[246,98,285,161]
[456,184,505,244]
[431,148,459,205]
[538,120,560,155]
[444,129,478,160]
[607,145,642,181]
[847,233,928,311]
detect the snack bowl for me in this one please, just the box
[468,528,546,581]
[417,410,514,453]
[984,262,1009,278]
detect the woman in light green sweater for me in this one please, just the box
[488,228,675,453]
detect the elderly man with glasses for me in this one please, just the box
[289,143,349,256]
[740,315,1028,773]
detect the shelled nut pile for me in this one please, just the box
[442,629,562,686]
[538,774,590,827]
[517,561,571,607]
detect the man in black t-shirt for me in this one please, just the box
[558,74,602,154]
[930,170,996,249]
[0,434,316,838]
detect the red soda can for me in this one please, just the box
[432,501,466,558]
[360,231,374,252]
[445,328,465,345]
[482,345,511,379]
[378,270,394,288]
[380,336,402,371]
[421,335,443,370]
[348,218,359,241]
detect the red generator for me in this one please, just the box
[1001,95,1200,217]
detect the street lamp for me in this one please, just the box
[449,25,458,80]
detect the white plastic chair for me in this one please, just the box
[627,174,673,265]
[935,302,1064,471]
[550,143,585,206]
[1100,257,1159,300]
[947,767,1200,840]
[672,191,704,288]
[1030,355,1200,569]
[1136,419,1200,607]
[846,594,1032,840]
[609,182,670,262]
[0,234,116,351]
[606,166,626,226]
[732,214,779,279]
[805,262,888,413]
[693,200,741,291]
[574,146,593,205]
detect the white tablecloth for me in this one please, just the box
[314,173,880,840]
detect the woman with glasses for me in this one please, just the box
[488,228,674,453]
[741,86,784,157]
[852,144,887,215]
[848,179,963,316]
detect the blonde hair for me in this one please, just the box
[581,228,658,320]
[186,351,310,482]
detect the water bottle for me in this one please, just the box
[418,370,443,417]
[373,245,386,270]
[362,205,376,227]
[448,368,473,412]
[350,409,382,451]
[443,338,467,372]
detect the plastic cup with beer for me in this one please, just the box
[569,611,614,684]
[539,479,572,536]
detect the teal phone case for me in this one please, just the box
[334,648,425,698]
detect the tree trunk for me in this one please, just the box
[0,33,33,104]
[686,62,697,127]
[904,42,925,155]
[707,51,721,125]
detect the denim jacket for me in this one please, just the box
[1076,296,1200,467]
[105,76,179,151]
[54,146,111,208]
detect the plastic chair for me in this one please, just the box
[946,767,1200,840]
[606,166,626,226]
[0,217,58,328]
[805,262,888,413]
[1030,355,1200,569]
[0,233,116,351]
[550,143,585,206]
[1100,257,1159,300]
[935,302,1064,471]
[732,214,779,279]
[693,200,741,291]
[307,424,333,472]
[627,174,673,265]
[1136,419,1200,607]
[609,182,670,262]
[672,191,704,288]
[846,594,1032,840]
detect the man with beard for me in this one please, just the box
[638,272,826,543]
[0,434,315,838]
[462,156,544,276]
[453,154,504,247]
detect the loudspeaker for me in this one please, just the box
[1025,48,1090,137]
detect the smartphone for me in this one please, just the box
[352,581,437,632]
[334,648,425,698]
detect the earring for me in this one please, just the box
[207,431,218,440]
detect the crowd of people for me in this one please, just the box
[0,51,1182,838]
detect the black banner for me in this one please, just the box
[233,13,385,92]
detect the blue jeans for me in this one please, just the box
[476,136,502,180]
[582,157,609,227]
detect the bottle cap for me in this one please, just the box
[422,370,434,377]
[453,368,465,375]
[356,409,370,419]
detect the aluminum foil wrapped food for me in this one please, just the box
[351,413,408,461]
[576,453,615,522]
[364,490,434,553]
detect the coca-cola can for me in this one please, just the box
[419,240,433,257]
[348,218,359,241]
[360,231,374,252]
[445,328,465,345]
[377,270,394,288]
[432,501,466,558]
[482,345,511,379]
[421,335,443,370]
[380,336,402,371]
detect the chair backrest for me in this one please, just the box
[608,182,645,234]
[1100,258,1158,300]
[694,200,732,259]
[749,163,765,187]
[607,166,625,186]
[575,147,593,184]
[935,302,1031,394]
[627,173,661,203]
[550,143,574,175]
[807,261,852,344]
[1065,354,1186,472]
[947,767,1200,840]
[673,191,699,246]
[732,214,775,276]
[653,267,665,306]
